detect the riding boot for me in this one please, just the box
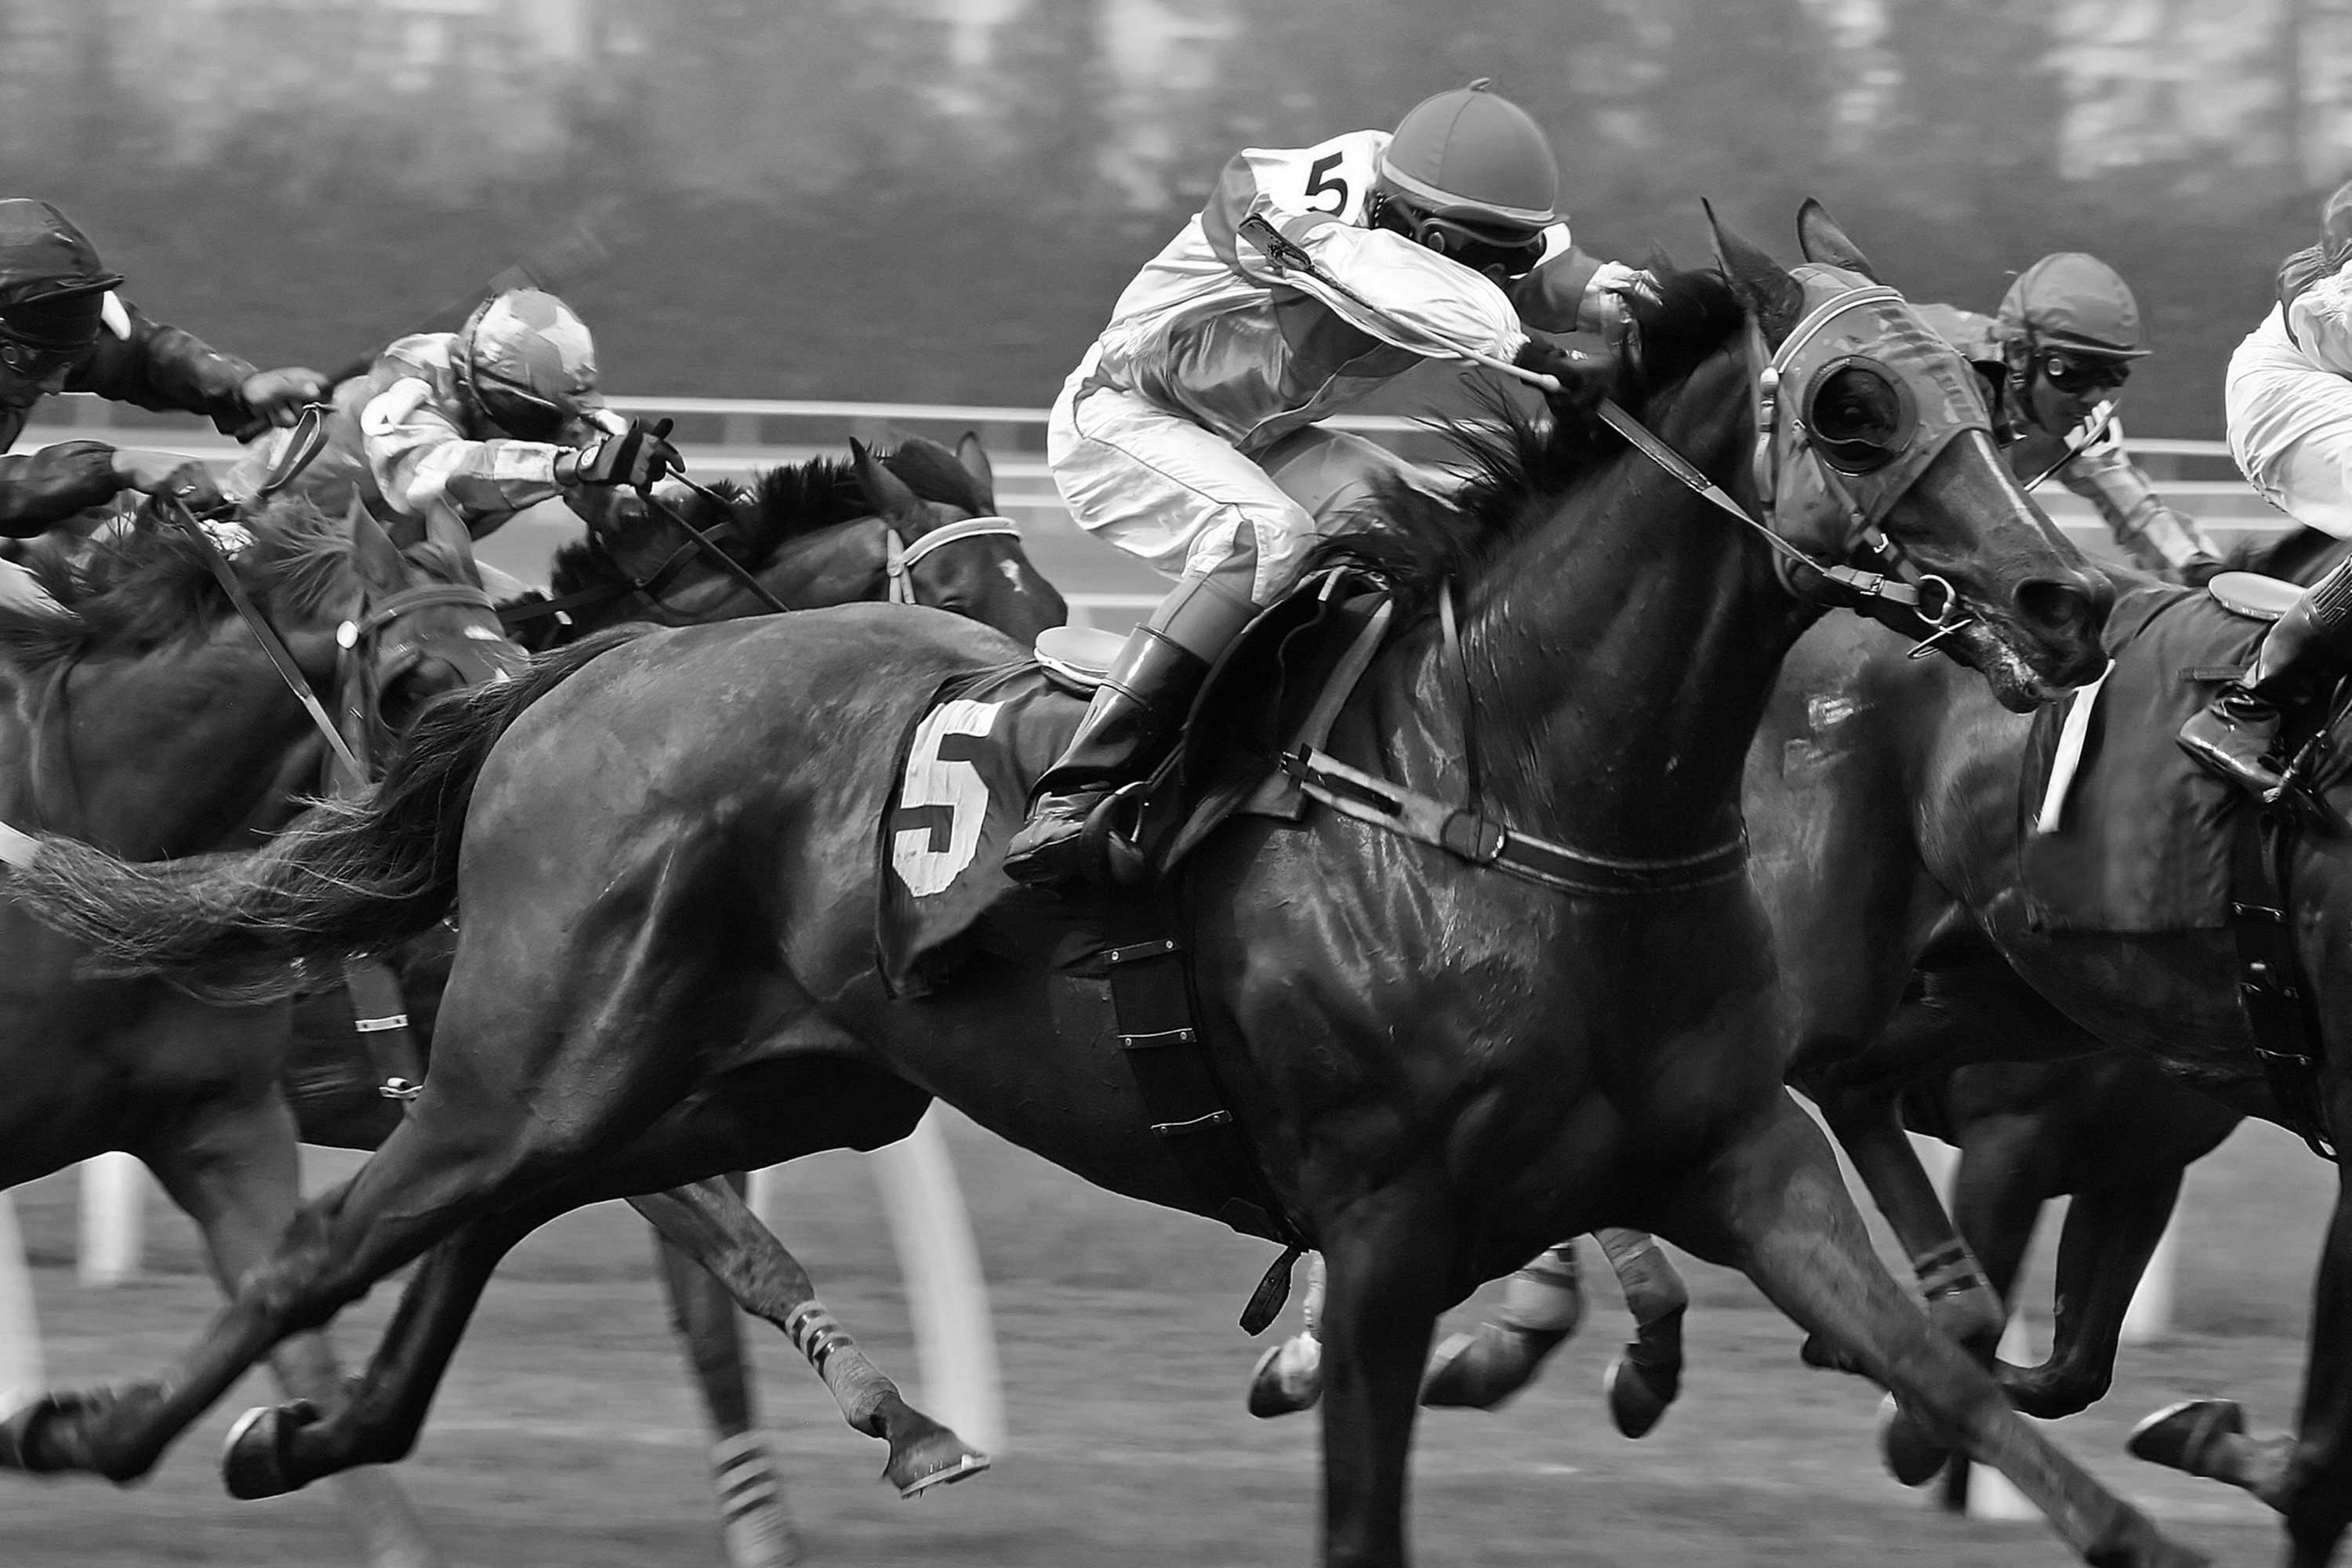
[1004,572,1259,888]
[2179,551,2352,793]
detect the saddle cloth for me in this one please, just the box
[873,572,1394,995]
[2017,582,2258,932]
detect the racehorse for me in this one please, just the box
[307,430,1065,1565]
[0,495,522,1568]
[0,205,2196,1567]
[515,433,1065,649]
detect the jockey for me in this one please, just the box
[1916,253,2220,583]
[2180,177,2352,790]
[0,198,325,539]
[304,287,680,545]
[1005,78,1633,886]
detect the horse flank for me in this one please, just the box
[3,626,651,1000]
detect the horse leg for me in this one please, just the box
[1661,1094,2194,1568]
[2130,1159,2352,1563]
[632,1178,989,1497]
[1595,1229,1687,1438]
[654,1170,801,1568]
[140,1101,443,1568]
[0,837,725,1485]
[2007,1167,2178,1420]
[1931,1105,2056,1510]
[1315,1174,1455,1568]
[1247,1250,1326,1418]
[1418,1242,1585,1414]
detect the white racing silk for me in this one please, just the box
[2228,264,2352,539]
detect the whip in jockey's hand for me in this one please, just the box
[1515,336,1614,418]
[557,417,682,490]
[236,366,328,430]
[1004,77,1649,888]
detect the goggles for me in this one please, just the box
[0,336,79,380]
[2035,346,2131,397]
[1389,201,1548,280]
[474,371,587,444]
[0,288,106,379]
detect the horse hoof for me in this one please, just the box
[222,1400,321,1501]
[1878,1393,1951,1488]
[1419,1327,1556,1410]
[0,1393,68,1472]
[2127,1399,2245,1475]
[882,1417,990,1499]
[1248,1334,1323,1419]
[1603,1352,1676,1439]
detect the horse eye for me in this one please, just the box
[1808,364,1910,473]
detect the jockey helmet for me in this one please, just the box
[0,200,122,377]
[1996,252,2150,360]
[1373,79,1559,280]
[456,288,601,443]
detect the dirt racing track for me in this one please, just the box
[0,1106,2322,1566]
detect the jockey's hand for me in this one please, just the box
[1515,336,1613,419]
[238,367,329,430]
[558,418,682,489]
[111,448,228,514]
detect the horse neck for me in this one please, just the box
[7,627,332,857]
[1416,356,1817,860]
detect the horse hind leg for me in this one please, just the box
[654,1170,802,1568]
[1418,1242,1586,1414]
[1660,1093,2202,1568]
[139,1102,443,1568]
[631,1176,989,1499]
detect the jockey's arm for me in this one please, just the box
[361,376,578,537]
[2057,416,2223,583]
[2288,267,2352,376]
[1509,235,1650,336]
[1203,140,1529,363]
[0,441,126,537]
[64,296,318,433]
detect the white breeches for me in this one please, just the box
[2227,348,2352,541]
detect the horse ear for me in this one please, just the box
[346,498,408,591]
[1795,198,1878,281]
[955,431,997,510]
[851,437,924,522]
[1704,199,1806,347]
[420,503,485,588]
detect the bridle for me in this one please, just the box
[330,578,517,788]
[883,514,1024,605]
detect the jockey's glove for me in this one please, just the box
[1515,336,1614,419]
[558,417,682,489]
[238,367,329,430]
[111,448,229,515]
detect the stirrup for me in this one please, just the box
[1078,782,1152,888]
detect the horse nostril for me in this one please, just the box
[2015,574,2109,643]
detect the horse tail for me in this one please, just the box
[7,626,651,1001]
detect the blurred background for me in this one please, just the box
[9,0,2349,431]
[2,4,2345,1564]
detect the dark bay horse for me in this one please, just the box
[520,433,1065,648]
[307,431,1067,1566]
[0,207,2195,1566]
[0,496,524,1568]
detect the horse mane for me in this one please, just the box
[1308,264,1748,617]
[544,441,984,602]
[0,496,360,675]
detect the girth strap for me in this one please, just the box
[2229,804,2339,1160]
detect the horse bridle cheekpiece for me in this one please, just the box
[1745,264,1994,633]
[332,580,514,785]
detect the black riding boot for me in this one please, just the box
[1005,573,1257,888]
[2179,553,2352,793]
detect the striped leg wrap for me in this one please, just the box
[1912,1240,1990,1304]
[785,1303,851,1372]
[711,1431,783,1516]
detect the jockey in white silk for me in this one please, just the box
[1006,78,1643,887]
[230,289,681,549]
[2181,177,2352,791]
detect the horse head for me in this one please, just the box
[336,500,527,757]
[848,433,1066,644]
[1708,199,2111,708]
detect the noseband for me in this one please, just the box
[884,515,1024,605]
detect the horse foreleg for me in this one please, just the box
[631,1178,989,1498]
[1418,1241,1584,1414]
[2006,1167,2179,1421]
[1932,1106,2053,1512]
[1595,1229,1686,1438]
[654,1170,800,1568]
[1316,1177,1454,1568]
[1666,1094,2196,1568]
[142,1099,444,1568]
